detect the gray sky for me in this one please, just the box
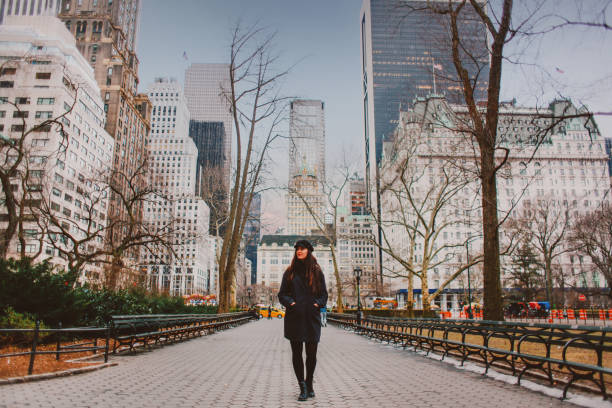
[137,0,612,232]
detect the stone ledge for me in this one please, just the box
[0,362,118,386]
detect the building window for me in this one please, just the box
[37,97,55,105]
[35,72,51,80]
[0,81,14,88]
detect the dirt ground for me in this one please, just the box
[0,339,113,378]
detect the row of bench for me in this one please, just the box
[111,312,256,353]
[329,313,612,400]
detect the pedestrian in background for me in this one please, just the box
[320,305,327,327]
[268,305,272,320]
[278,239,328,401]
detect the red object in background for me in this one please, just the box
[578,294,586,301]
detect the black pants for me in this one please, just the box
[290,340,318,386]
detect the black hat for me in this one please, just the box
[294,239,314,252]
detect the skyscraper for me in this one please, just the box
[0,16,114,285]
[243,192,261,284]
[142,78,211,296]
[188,120,227,235]
[287,100,326,235]
[59,0,151,279]
[360,0,489,200]
[184,63,232,234]
[361,0,489,284]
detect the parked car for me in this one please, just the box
[257,306,285,319]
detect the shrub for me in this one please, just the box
[0,307,49,346]
[1,259,219,330]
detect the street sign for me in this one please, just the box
[578,294,586,301]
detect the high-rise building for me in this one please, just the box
[361,0,489,171]
[360,0,490,287]
[188,120,227,235]
[243,192,261,284]
[289,100,326,181]
[141,78,210,296]
[0,16,114,284]
[0,0,60,23]
[184,63,232,234]
[59,0,151,282]
[287,99,326,235]
[348,175,368,215]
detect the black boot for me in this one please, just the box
[298,381,308,401]
[306,379,315,398]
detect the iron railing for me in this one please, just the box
[329,313,612,400]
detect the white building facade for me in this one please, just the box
[0,0,60,24]
[142,78,211,296]
[256,235,335,297]
[380,95,611,310]
[0,16,114,284]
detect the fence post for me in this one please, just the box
[28,320,40,375]
[55,322,62,361]
[104,326,110,363]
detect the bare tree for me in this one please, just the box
[36,158,181,288]
[0,59,80,260]
[286,158,359,313]
[570,204,612,298]
[216,24,290,313]
[395,1,601,319]
[375,116,485,312]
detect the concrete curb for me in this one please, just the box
[0,361,118,386]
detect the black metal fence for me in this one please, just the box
[0,311,257,377]
[0,323,111,375]
[329,313,612,400]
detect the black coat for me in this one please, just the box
[278,264,328,343]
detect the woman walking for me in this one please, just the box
[278,239,328,401]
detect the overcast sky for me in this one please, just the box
[136,0,612,233]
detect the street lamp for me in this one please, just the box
[354,267,363,327]
[247,287,252,308]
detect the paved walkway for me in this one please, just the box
[0,319,585,408]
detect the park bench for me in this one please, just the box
[329,313,612,400]
[111,312,255,353]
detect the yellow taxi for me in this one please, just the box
[258,306,285,319]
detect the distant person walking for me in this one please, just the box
[278,239,328,401]
[268,305,272,320]
[320,305,327,327]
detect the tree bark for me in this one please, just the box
[480,149,503,320]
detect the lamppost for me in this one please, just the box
[465,237,477,319]
[247,287,252,308]
[354,267,362,327]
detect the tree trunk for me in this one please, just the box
[0,174,17,259]
[329,246,344,313]
[407,272,414,315]
[480,151,504,320]
[421,272,430,312]
[544,256,554,308]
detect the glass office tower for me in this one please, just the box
[361,0,489,285]
[361,0,489,176]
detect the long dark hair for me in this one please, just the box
[286,250,322,295]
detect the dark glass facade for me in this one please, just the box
[243,193,261,285]
[189,120,228,235]
[364,0,489,164]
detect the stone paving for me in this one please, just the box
[0,319,584,408]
